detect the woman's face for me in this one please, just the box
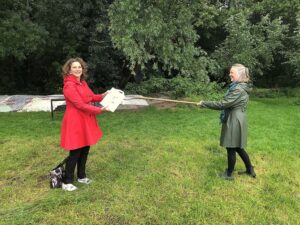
[69,61,83,80]
[229,67,239,82]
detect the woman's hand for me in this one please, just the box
[101,106,110,112]
[197,101,203,106]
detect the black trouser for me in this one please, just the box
[226,147,252,175]
[64,146,90,184]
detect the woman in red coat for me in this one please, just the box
[60,57,108,191]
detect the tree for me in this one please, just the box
[0,0,124,94]
[108,0,216,83]
[211,11,287,84]
[0,0,48,93]
[86,0,129,91]
[284,13,300,86]
[1,0,299,94]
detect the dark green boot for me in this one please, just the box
[238,166,256,178]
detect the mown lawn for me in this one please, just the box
[0,97,299,225]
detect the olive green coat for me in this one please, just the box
[200,82,252,148]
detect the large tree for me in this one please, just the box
[0,0,48,93]
[108,0,218,83]
[211,12,287,83]
[284,12,300,86]
[0,0,122,94]
[1,0,299,94]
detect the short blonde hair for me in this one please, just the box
[231,64,250,82]
[62,57,88,80]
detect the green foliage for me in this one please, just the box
[125,77,166,95]
[108,0,212,81]
[125,76,223,98]
[212,12,287,81]
[1,0,300,94]
[252,87,300,98]
[0,0,126,94]
[284,13,300,85]
[0,12,47,60]
[233,0,300,87]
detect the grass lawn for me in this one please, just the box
[0,97,299,225]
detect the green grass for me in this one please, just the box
[0,98,299,225]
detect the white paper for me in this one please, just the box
[100,88,125,112]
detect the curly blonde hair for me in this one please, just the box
[62,57,88,80]
[231,64,250,82]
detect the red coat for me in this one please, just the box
[60,75,104,150]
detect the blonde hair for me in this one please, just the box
[62,57,88,80]
[231,64,250,82]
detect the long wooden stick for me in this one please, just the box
[127,96,198,105]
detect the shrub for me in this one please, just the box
[125,76,224,99]
[251,88,300,98]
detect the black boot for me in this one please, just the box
[238,166,256,178]
[222,168,234,180]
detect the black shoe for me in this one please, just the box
[238,166,256,178]
[221,169,234,180]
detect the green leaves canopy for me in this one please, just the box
[0,3,47,60]
[108,0,212,81]
[212,12,288,81]
[0,0,299,94]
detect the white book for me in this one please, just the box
[100,88,125,112]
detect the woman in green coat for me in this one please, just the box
[198,64,256,180]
